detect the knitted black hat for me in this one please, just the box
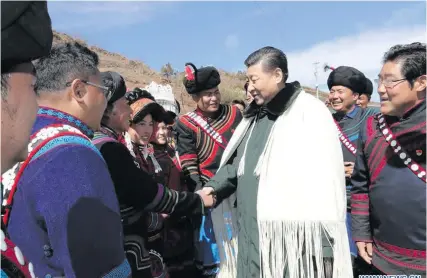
[183,63,221,95]
[327,66,367,94]
[2,1,53,73]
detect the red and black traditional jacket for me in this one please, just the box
[351,100,426,275]
[175,104,242,192]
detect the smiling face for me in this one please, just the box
[130,113,154,145]
[328,85,359,114]
[356,94,370,108]
[193,87,221,113]
[377,61,426,117]
[153,121,168,145]
[246,62,284,106]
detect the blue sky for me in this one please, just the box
[48,1,426,102]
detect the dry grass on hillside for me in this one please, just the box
[54,31,378,113]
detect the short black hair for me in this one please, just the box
[383,42,426,88]
[159,112,175,125]
[244,46,289,83]
[232,99,246,108]
[360,94,371,101]
[34,42,99,94]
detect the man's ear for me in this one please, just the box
[70,79,87,103]
[274,68,284,85]
[415,75,426,92]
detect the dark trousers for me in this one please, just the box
[168,268,201,278]
[353,255,377,277]
[171,269,215,278]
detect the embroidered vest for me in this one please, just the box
[2,124,102,226]
[1,124,101,278]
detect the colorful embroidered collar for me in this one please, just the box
[37,106,94,138]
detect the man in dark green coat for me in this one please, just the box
[204,47,353,278]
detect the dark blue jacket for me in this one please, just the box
[7,107,129,277]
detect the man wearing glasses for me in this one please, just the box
[2,42,131,277]
[351,42,426,276]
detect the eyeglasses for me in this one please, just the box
[66,79,111,98]
[374,78,406,89]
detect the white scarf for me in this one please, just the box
[213,91,353,278]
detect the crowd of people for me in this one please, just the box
[1,1,426,278]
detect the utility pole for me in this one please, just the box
[313,61,320,99]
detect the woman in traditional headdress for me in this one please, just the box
[127,89,165,174]
[166,99,180,151]
[93,75,215,278]
[143,81,181,151]
[148,107,197,278]
[126,88,173,278]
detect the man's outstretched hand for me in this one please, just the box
[196,187,216,208]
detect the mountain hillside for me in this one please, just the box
[53,31,377,113]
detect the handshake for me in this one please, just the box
[195,187,216,208]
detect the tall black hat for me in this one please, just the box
[183,63,221,95]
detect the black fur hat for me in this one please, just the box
[183,62,221,95]
[327,66,367,94]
